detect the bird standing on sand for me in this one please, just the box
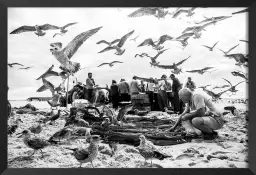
[137,135,172,166]
[128,8,169,19]
[17,129,58,158]
[219,44,239,56]
[8,118,23,136]
[29,120,44,135]
[50,26,102,74]
[53,22,78,38]
[8,63,24,68]
[48,127,73,143]
[69,127,92,144]
[98,30,134,55]
[65,135,102,168]
[97,61,124,68]
[10,24,60,37]
[201,41,219,51]
[47,109,62,125]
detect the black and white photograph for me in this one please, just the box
[8,7,248,168]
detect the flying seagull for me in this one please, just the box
[96,39,120,46]
[155,56,190,74]
[225,53,249,66]
[37,78,59,96]
[128,8,169,19]
[98,30,134,55]
[190,21,217,39]
[53,22,78,38]
[195,16,232,24]
[202,88,229,101]
[172,8,197,18]
[222,78,245,94]
[138,35,173,52]
[8,63,24,68]
[97,61,124,67]
[135,53,149,58]
[186,67,214,75]
[144,48,169,67]
[232,8,248,15]
[231,71,248,81]
[219,44,239,55]
[198,85,211,90]
[36,65,60,80]
[201,41,219,51]
[10,24,60,37]
[212,85,230,89]
[50,26,102,74]
[130,35,140,42]
[19,66,32,70]
[182,26,206,34]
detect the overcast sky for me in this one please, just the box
[8,7,248,100]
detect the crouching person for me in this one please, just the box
[168,88,225,139]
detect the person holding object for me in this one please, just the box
[168,88,225,140]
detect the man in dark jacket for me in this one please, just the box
[170,74,182,114]
[110,80,119,110]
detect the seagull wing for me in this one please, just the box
[202,67,214,71]
[53,33,62,38]
[234,81,245,88]
[98,46,115,53]
[27,138,49,149]
[227,44,239,53]
[39,24,60,31]
[176,33,194,40]
[212,41,219,48]
[36,65,54,80]
[98,63,109,67]
[240,40,249,43]
[62,22,78,29]
[157,35,173,45]
[155,64,175,69]
[37,85,48,92]
[202,45,211,49]
[12,63,24,66]
[96,40,110,45]
[117,30,135,48]
[128,8,158,17]
[10,25,36,34]
[232,8,248,15]
[138,38,155,47]
[172,9,188,18]
[198,21,215,32]
[62,26,102,59]
[182,27,195,34]
[176,56,190,66]
[222,78,233,87]
[111,61,124,64]
[74,148,90,161]
[186,70,199,73]
[111,39,121,45]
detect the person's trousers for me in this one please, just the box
[158,90,168,111]
[87,89,94,103]
[172,92,180,113]
[112,95,119,109]
[146,91,154,111]
[120,93,131,102]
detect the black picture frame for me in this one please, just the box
[1,0,255,175]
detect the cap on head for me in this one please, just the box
[161,74,167,79]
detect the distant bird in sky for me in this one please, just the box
[195,16,232,25]
[128,8,169,19]
[96,39,120,47]
[130,35,140,42]
[97,61,124,68]
[36,65,59,80]
[231,71,248,81]
[222,78,245,94]
[19,66,32,70]
[53,22,77,38]
[172,8,197,18]
[50,26,102,74]
[201,41,219,51]
[10,24,60,37]
[212,85,230,89]
[186,67,214,75]
[219,44,239,56]
[202,88,229,101]
[232,8,248,15]
[135,53,149,58]
[138,35,173,52]
[190,21,217,39]
[8,63,24,68]
[48,127,73,143]
[239,40,248,43]
[98,30,134,55]
[144,48,169,67]
[155,56,190,74]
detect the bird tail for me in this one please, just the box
[64,147,78,152]
[47,137,60,144]
[154,151,172,160]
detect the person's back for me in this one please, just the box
[130,79,140,95]
[118,81,130,94]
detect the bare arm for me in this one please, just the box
[170,104,190,130]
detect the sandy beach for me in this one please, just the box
[8,100,248,168]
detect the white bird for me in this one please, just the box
[97,61,124,67]
[172,8,197,18]
[128,8,169,19]
[219,44,239,55]
[53,22,78,38]
[50,26,102,74]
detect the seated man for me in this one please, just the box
[169,88,225,139]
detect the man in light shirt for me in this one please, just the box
[145,77,156,111]
[157,74,168,112]
[169,88,225,139]
[86,72,96,103]
[129,76,141,95]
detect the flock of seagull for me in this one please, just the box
[7,7,249,168]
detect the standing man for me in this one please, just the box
[145,77,156,111]
[184,77,196,91]
[170,74,182,114]
[118,79,130,102]
[140,80,146,93]
[110,80,119,110]
[164,77,173,108]
[86,72,95,103]
[158,75,168,112]
[130,76,141,95]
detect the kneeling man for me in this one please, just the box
[169,88,225,139]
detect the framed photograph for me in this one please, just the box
[1,0,255,175]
